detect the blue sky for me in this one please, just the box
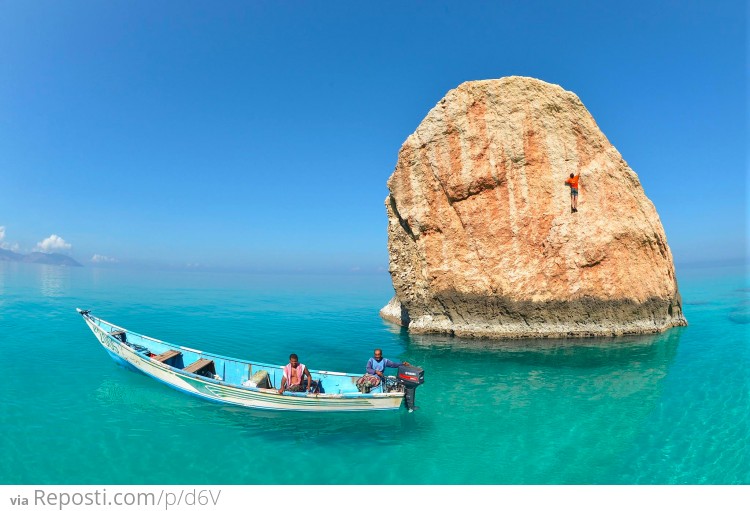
[0,1,745,272]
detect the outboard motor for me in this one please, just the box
[397,365,424,412]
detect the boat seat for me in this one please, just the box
[154,349,181,363]
[184,358,216,376]
[110,330,127,343]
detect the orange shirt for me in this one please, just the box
[565,175,580,189]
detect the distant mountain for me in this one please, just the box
[0,248,22,262]
[0,248,82,267]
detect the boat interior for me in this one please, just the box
[96,318,389,397]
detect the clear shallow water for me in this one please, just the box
[0,262,747,484]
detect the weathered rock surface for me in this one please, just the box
[381,76,686,338]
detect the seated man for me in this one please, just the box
[278,353,313,394]
[357,349,410,393]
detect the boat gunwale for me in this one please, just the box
[85,312,404,401]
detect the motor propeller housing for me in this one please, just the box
[397,365,424,411]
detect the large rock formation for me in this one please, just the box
[381,76,686,338]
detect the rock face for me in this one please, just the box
[381,76,686,338]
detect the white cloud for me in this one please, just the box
[91,254,118,264]
[0,226,19,251]
[36,234,72,253]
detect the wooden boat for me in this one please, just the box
[78,309,407,412]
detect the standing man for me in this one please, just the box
[278,353,312,394]
[565,172,580,213]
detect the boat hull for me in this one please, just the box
[83,313,405,412]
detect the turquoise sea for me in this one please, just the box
[0,261,747,485]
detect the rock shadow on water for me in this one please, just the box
[398,327,682,409]
[388,326,684,483]
[728,308,750,324]
[393,322,682,370]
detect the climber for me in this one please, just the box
[565,172,580,212]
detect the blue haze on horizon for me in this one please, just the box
[0,1,746,273]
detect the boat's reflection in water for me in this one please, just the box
[95,366,424,444]
[220,405,422,445]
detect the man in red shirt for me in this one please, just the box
[565,172,580,213]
